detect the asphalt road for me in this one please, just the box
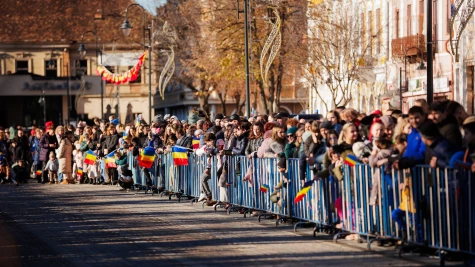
[0,182,451,266]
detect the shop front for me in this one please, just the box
[0,74,101,128]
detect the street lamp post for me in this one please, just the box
[78,30,103,120]
[121,3,152,124]
[399,47,426,111]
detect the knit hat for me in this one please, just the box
[379,115,395,129]
[370,110,382,116]
[286,126,298,135]
[153,115,162,123]
[110,118,119,126]
[45,121,54,129]
[419,121,441,139]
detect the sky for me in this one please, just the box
[135,0,167,15]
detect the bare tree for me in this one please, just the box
[300,1,383,112]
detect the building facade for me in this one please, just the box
[0,0,156,128]
[307,0,455,114]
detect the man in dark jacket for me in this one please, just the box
[419,121,461,168]
[431,101,463,148]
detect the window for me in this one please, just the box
[128,65,141,83]
[395,9,400,38]
[407,4,412,36]
[75,59,87,76]
[16,60,29,74]
[45,59,57,78]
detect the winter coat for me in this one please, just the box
[0,138,10,159]
[257,137,271,158]
[245,136,263,156]
[264,139,285,158]
[80,140,94,152]
[39,133,58,161]
[437,116,463,149]
[428,137,461,168]
[304,135,325,158]
[315,151,331,179]
[45,158,59,172]
[399,128,426,169]
[58,138,73,173]
[74,150,83,170]
[284,142,299,159]
[30,137,41,164]
[176,135,192,149]
[368,148,393,205]
[232,131,249,156]
[10,145,24,163]
[102,133,120,154]
[332,142,354,181]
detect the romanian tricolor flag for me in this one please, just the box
[192,137,200,149]
[105,152,117,168]
[138,146,155,168]
[77,167,83,177]
[344,154,358,167]
[172,146,189,166]
[36,170,42,176]
[294,180,315,204]
[260,184,269,193]
[84,150,97,165]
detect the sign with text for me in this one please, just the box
[0,75,102,96]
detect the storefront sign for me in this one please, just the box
[0,75,102,96]
[22,81,93,91]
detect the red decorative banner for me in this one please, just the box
[96,51,147,85]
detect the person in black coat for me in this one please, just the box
[419,121,461,168]
[101,125,121,184]
[176,128,192,149]
[39,122,58,183]
[232,122,250,156]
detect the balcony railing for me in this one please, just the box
[391,34,426,58]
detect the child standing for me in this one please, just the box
[73,141,84,183]
[87,158,101,185]
[44,152,59,184]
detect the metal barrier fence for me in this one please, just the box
[123,151,475,258]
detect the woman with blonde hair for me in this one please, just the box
[264,126,286,158]
[393,116,411,142]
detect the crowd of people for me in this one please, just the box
[0,101,474,237]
